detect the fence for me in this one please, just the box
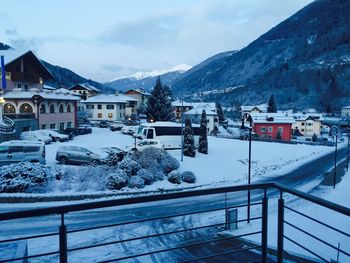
[0,182,349,262]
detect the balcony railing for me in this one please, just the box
[3,113,36,120]
[0,183,349,262]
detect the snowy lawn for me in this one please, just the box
[42,128,336,193]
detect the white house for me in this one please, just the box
[240,104,268,116]
[172,100,217,122]
[341,106,350,118]
[83,94,137,122]
[292,113,325,137]
[183,106,219,134]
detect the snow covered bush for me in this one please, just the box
[107,169,129,190]
[0,162,60,193]
[181,171,196,184]
[118,158,141,176]
[168,171,181,184]
[137,169,154,185]
[104,152,120,166]
[161,154,180,174]
[128,175,145,189]
[154,171,165,181]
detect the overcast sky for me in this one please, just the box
[0,0,313,82]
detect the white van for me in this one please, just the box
[0,140,46,165]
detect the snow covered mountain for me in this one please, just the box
[172,0,350,111]
[105,64,192,92]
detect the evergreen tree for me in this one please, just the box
[183,117,196,157]
[145,77,175,122]
[267,94,277,113]
[216,102,225,123]
[198,110,208,154]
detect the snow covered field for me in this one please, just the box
[41,127,338,193]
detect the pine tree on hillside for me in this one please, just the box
[145,77,175,121]
[267,94,277,113]
[183,117,196,157]
[198,110,208,154]
[216,102,225,123]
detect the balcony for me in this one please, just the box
[10,72,42,84]
[3,113,36,120]
[0,183,348,262]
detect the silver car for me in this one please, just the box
[0,140,46,165]
[55,146,102,165]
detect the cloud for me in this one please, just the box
[5,29,18,36]
[98,15,183,47]
[101,64,145,75]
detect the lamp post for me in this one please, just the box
[181,99,184,162]
[332,126,338,189]
[242,113,253,223]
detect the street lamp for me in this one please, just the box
[242,113,253,223]
[181,99,184,162]
[332,126,338,189]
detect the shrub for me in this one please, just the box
[154,171,165,181]
[118,158,141,176]
[168,171,181,184]
[161,154,180,174]
[137,169,154,185]
[181,171,196,184]
[107,169,129,190]
[104,152,120,166]
[128,175,145,189]
[0,162,59,193]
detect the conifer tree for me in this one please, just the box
[183,117,196,157]
[198,110,208,154]
[216,102,225,123]
[145,77,175,122]
[267,94,277,113]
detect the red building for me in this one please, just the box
[251,113,295,141]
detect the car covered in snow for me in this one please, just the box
[100,147,126,162]
[35,130,69,142]
[134,139,164,152]
[77,125,92,135]
[110,122,124,131]
[0,140,46,165]
[20,131,52,144]
[121,126,138,135]
[55,145,105,165]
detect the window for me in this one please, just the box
[278,127,283,133]
[268,126,273,132]
[9,146,24,153]
[261,127,266,132]
[119,105,122,110]
[97,104,102,109]
[67,104,71,113]
[4,103,15,114]
[87,104,94,110]
[40,104,46,114]
[301,122,305,126]
[0,146,9,154]
[106,105,114,109]
[123,105,126,109]
[49,104,55,113]
[108,113,113,118]
[307,123,313,126]
[97,113,102,118]
[120,113,122,118]
[41,124,46,129]
[60,123,65,130]
[23,84,29,91]
[147,129,154,139]
[19,103,33,113]
[17,83,22,89]
[24,146,40,153]
[67,122,72,128]
[59,104,64,113]
[50,123,56,129]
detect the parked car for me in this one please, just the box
[0,140,46,165]
[110,123,124,131]
[134,139,164,151]
[77,125,92,135]
[100,147,126,161]
[121,126,135,135]
[56,128,78,140]
[99,121,108,128]
[36,130,69,142]
[55,146,104,165]
[20,131,52,144]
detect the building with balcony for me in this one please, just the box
[68,83,100,99]
[124,89,151,115]
[0,50,80,138]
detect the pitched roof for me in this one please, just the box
[250,113,295,124]
[3,89,80,101]
[83,94,137,104]
[69,83,100,92]
[125,89,151,96]
[184,106,218,116]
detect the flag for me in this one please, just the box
[1,55,7,90]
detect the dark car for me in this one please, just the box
[56,128,78,139]
[77,125,92,135]
[99,121,108,128]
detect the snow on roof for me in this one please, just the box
[141,121,200,128]
[70,83,100,92]
[293,113,324,121]
[43,84,56,90]
[241,104,268,112]
[250,113,295,124]
[3,89,80,101]
[171,100,193,107]
[342,106,350,109]
[171,100,216,111]
[83,94,137,104]
[125,89,151,96]
[184,106,218,116]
